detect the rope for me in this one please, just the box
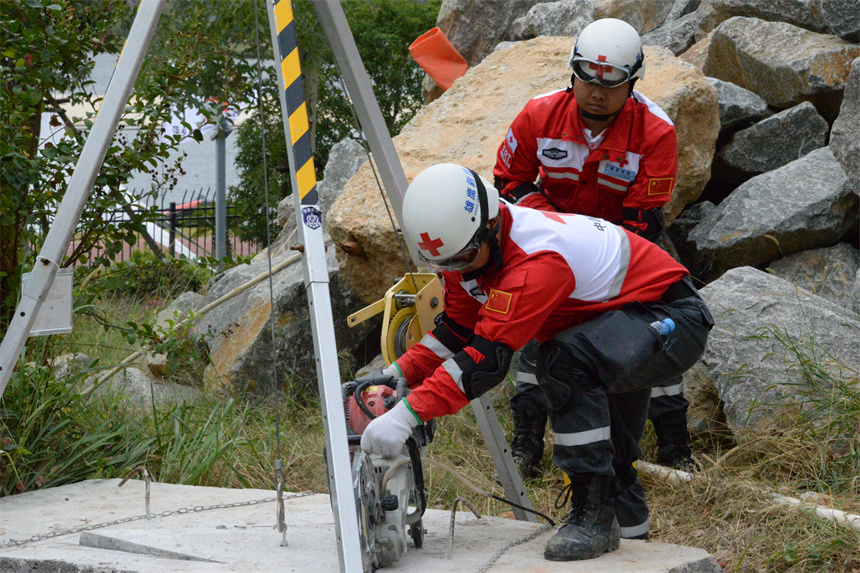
[253,0,287,544]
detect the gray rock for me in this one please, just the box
[820,0,860,42]
[665,0,702,23]
[830,58,860,195]
[437,0,545,67]
[705,77,769,135]
[695,0,831,37]
[702,16,860,121]
[715,101,828,182]
[690,147,859,268]
[642,12,699,56]
[698,266,860,436]
[275,137,367,241]
[48,353,93,381]
[193,247,376,398]
[511,0,593,41]
[90,366,200,408]
[665,201,722,282]
[668,557,727,573]
[154,290,204,334]
[593,0,677,34]
[768,243,860,311]
[852,268,860,314]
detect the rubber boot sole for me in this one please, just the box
[543,531,620,562]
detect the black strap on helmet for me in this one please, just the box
[467,169,503,273]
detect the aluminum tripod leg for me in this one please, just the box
[266,2,363,571]
[0,0,165,396]
[310,0,536,522]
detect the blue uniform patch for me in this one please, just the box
[603,164,636,181]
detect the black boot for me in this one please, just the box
[544,474,620,561]
[652,414,699,471]
[510,405,546,478]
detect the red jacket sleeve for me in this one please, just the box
[404,253,576,421]
[494,103,541,197]
[622,124,677,211]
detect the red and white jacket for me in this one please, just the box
[398,203,688,421]
[493,88,677,230]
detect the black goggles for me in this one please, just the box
[419,232,482,272]
[571,58,631,88]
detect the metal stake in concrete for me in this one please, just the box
[0,0,166,396]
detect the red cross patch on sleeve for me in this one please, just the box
[485,289,513,315]
[647,177,674,196]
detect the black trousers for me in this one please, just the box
[534,279,713,531]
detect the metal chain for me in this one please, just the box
[474,524,554,573]
[0,491,313,550]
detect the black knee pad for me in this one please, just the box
[454,335,513,400]
[535,342,598,411]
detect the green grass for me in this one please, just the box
[2,264,859,571]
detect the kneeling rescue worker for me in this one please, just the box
[361,163,714,561]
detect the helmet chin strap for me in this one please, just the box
[463,170,503,279]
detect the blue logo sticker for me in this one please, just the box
[302,206,322,230]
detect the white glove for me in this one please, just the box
[382,363,401,378]
[360,400,421,457]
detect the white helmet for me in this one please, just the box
[568,18,645,87]
[402,163,499,271]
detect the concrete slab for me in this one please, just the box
[0,480,721,573]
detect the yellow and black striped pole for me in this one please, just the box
[266,2,364,571]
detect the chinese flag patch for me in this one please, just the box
[485,289,513,315]
[648,177,674,196]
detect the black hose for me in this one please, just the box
[489,495,556,526]
[353,380,378,421]
[406,437,427,519]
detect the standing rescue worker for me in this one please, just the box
[493,19,696,486]
[361,164,713,561]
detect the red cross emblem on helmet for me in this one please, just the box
[589,55,614,79]
[417,232,445,256]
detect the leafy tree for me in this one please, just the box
[0,0,272,328]
[229,0,440,244]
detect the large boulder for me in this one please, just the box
[593,0,677,34]
[706,77,769,138]
[192,248,375,397]
[511,0,593,40]
[271,137,367,258]
[695,267,860,437]
[328,38,719,302]
[689,147,859,269]
[436,0,544,66]
[702,17,860,121]
[695,0,860,42]
[768,243,860,311]
[830,58,860,194]
[714,101,828,182]
[642,12,700,55]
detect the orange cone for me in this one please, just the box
[409,28,469,91]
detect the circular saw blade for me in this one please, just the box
[353,451,381,571]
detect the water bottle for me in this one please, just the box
[650,318,675,336]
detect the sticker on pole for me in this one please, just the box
[302,206,322,230]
